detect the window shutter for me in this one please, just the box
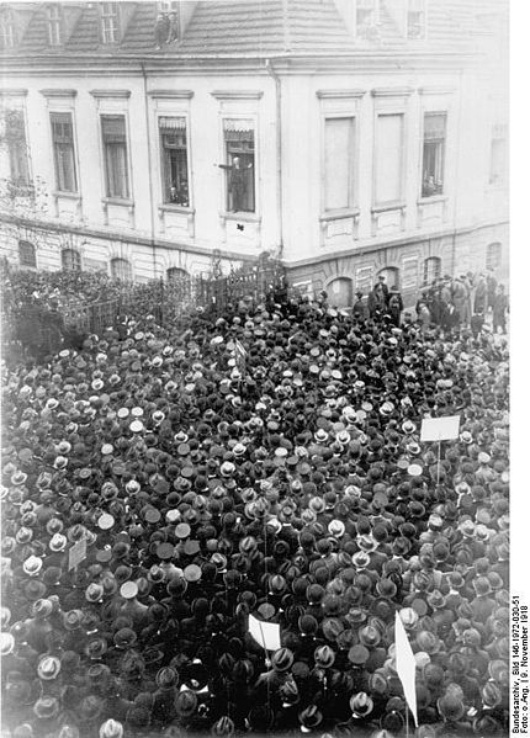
[224,119,254,143]
[376,114,403,203]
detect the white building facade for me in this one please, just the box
[0,0,508,306]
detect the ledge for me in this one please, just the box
[417,194,448,205]
[211,90,263,100]
[316,89,366,99]
[102,197,135,207]
[148,89,194,99]
[90,89,131,99]
[53,190,81,200]
[220,211,261,224]
[371,202,406,214]
[40,89,77,98]
[319,208,360,222]
[419,87,455,96]
[158,204,195,215]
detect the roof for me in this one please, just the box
[0,0,493,61]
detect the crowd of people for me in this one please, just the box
[0,267,510,738]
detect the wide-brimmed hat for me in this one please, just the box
[350,692,374,718]
[437,691,465,722]
[37,655,61,680]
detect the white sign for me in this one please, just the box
[68,537,87,571]
[395,612,418,727]
[420,415,460,442]
[248,614,281,651]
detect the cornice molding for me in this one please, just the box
[316,89,366,99]
[90,89,131,99]
[147,89,194,99]
[418,86,456,96]
[211,90,264,100]
[371,87,414,97]
[0,88,28,96]
[40,89,77,98]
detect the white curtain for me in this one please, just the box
[376,114,403,204]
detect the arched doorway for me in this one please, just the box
[327,277,353,308]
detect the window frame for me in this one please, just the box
[110,257,132,282]
[50,111,78,194]
[158,114,190,207]
[486,242,502,272]
[323,115,356,214]
[46,4,62,46]
[356,0,377,37]
[18,240,37,269]
[0,8,16,49]
[100,2,120,45]
[3,107,31,188]
[61,248,82,271]
[423,256,442,286]
[221,117,257,215]
[100,113,131,201]
[407,0,426,39]
[421,111,447,198]
[374,111,406,207]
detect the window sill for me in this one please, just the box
[418,194,447,205]
[320,208,360,222]
[158,203,195,215]
[371,202,406,214]
[53,191,81,200]
[102,198,135,207]
[220,211,261,224]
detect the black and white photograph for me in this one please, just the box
[0,1,519,737]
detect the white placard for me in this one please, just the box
[248,614,281,651]
[420,415,460,442]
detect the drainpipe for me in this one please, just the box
[141,62,158,278]
[265,59,284,260]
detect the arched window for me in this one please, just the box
[486,242,502,271]
[18,240,36,268]
[423,256,442,286]
[167,267,189,282]
[110,257,132,281]
[327,277,353,309]
[61,249,81,271]
[378,267,400,291]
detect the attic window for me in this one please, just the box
[47,4,62,46]
[0,9,16,48]
[356,0,376,38]
[100,2,120,44]
[155,2,180,47]
[407,0,425,39]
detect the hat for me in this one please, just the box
[271,648,294,672]
[437,692,465,722]
[350,692,374,718]
[37,655,61,680]
[99,719,124,738]
[174,690,198,717]
[298,705,323,731]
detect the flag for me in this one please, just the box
[249,614,281,651]
[395,611,418,727]
[233,338,247,370]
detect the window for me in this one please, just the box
[423,257,442,285]
[62,249,81,271]
[489,124,507,185]
[356,0,376,37]
[422,113,447,197]
[324,117,354,212]
[327,278,353,309]
[486,243,502,271]
[101,115,129,199]
[222,119,255,213]
[51,112,77,193]
[0,9,16,48]
[407,0,425,39]
[375,114,404,204]
[167,267,189,282]
[378,267,400,290]
[110,258,132,281]
[18,241,36,268]
[100,2,119,44]
[4,109,31,186]
[159,117,189,206]
[46,4,62,46]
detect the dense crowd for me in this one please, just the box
[0,270,510,738]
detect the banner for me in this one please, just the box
[249,614,281,651]
[395,611,418,727]
[420,415,460,442]
[68,537,87,571]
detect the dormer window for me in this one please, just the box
[356,0,377,38]
[46,4,62,46]
[0,8,16,49]
[100,2,120,44]
[155,0,180,46]
[407,0,426,39]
